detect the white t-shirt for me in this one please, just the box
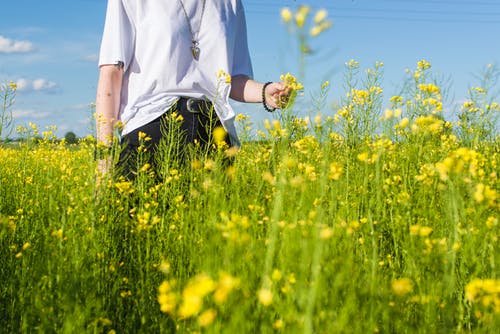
[98,0,253,146]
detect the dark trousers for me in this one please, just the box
[117,98,229,180]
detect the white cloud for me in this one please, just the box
[0,35,36,53]
[15,78,58,93]
[12,109,52,120]
[83,53,99,62]
[32,78,57,91]
[15,78,30,91]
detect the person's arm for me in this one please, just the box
[95,63,123,147]
[95,63,123,176]
[230,74,290,109]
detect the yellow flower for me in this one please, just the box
[392,278,413,296]
[281,7,293,23]
[295,13,306,28]
[184,273,216,299]
[465,278,500,315]
[369,86,383,94]
[204,159,216,171]
[177,273,217,318]
[473,183,497,205]
[225,146,239,158]
[410,224,433,237]
[217,69,231,84]
[462,100,475,111]
[235,113,248,121]
[213,126,227,147]
[139,163,151,173]
[159,261,171,274]
[384,109,394,120]
[417,60,431,71]
[120,290,132,298]
[347,59,360,69]
[329,162,343,181]
[314,9,328,23]
[198,308,217,327]
[158,292,177,314]
[350,89,370,105]
[51,228,63,239]
[418,83,440,95]
[434,158,453,181]
[474,183,485,203]
[273,319,284,330]
[271,269,282,281]
[137,131,151,141]
[299,163,317,181]
[310,26,322,37]
[280,72,304,91]
[214,272,239,304]
[485,216,497,228]
[9,80,17,91]
[487,101,499,111]
[319,227,334,240]
[294,6,310,28]
[178,295,202,319]
[412,115,444,135]
[357,152,370,163]
[170,111,184,122]
[257,288,273,306]
[310,19,332,37]
[390,95,403,106]
[262,171,276,185]
[471,86,486,94]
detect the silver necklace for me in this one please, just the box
[178,0,207,61]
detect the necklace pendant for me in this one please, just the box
[191,41,200,60]
[191,46,200,60]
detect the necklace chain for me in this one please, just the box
[178,0,207,60]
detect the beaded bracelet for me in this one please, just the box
[262,82,277,112]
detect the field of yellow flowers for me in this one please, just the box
[1,57,499,333]
[1,5,499,334]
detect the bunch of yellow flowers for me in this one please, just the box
[465,278,500,316]
[280,72,304,92]
[279,72,304,109]
[281,5,332,37]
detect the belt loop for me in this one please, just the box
[186,98,202,114]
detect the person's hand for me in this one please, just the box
[95,156,112,196]
[264,82,292,109]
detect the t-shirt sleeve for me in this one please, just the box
[98,0,135,71]
[231,1,253,78]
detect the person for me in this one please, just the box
[95,0,291,179]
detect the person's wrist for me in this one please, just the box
[262,82,277,112]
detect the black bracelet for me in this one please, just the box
[262,82,276,112]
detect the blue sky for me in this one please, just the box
[1,0,499,137]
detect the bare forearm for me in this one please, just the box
[230,74,290,110]
[230,75,263,103]
[95,65,123,146]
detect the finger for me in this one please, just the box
[270,82,284,92]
